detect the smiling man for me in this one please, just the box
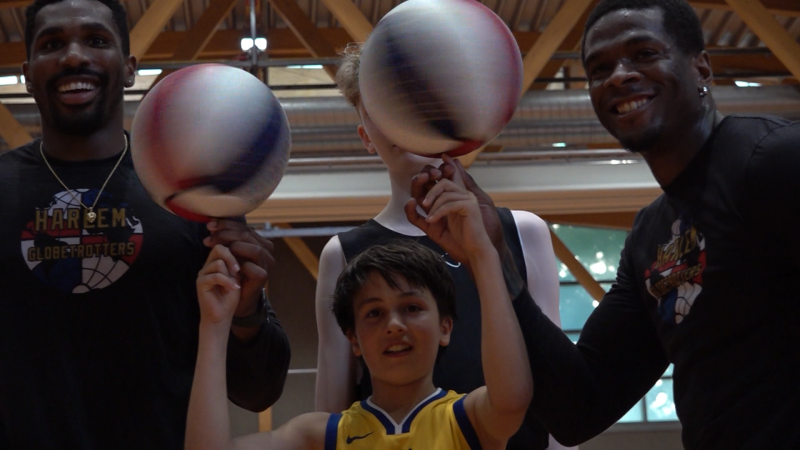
[483,0,800,448]
[408,0,800,448]
[0,0,290,448]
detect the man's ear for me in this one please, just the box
[439,316,453,347]
[124,55,137,88]
[694,50,713,91]
[22,61,31,93]
[346,329,362,357]
[357,124,376,154]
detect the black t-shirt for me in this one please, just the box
[519,115,800,448]
[338,209,549,450]
[0,140,290,449]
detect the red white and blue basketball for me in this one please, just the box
[359,0,522,157]
[130,64,291,222]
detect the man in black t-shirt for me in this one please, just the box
[0,1,290,448]
[408,0,800,448]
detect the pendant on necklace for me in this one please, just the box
[86,209,97,224]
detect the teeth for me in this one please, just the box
[386,344,411,353]
[617,98,649,114]
[58,82,96,93]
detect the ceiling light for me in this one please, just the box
[0,75,18,86]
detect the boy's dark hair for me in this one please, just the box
[25,0,131,59]
[581,0,705,62]
[332,241,457,335]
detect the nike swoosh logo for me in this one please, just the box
[346,431,374,444]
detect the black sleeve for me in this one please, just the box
[225,296,291,412]
[515,236,669,446]
[746,121,800,268]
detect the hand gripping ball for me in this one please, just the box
[359,0,523,157]
[130,64,291,222]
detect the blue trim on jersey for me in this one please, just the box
[401,388,448,433]
[453,396,482,450]
[360,399,397,435]
[324,413,341,450]
[362,388,446,435]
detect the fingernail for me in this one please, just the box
[207,221,217,229]
[234,283,241,289]
[233,263,240,273]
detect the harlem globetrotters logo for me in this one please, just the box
[20,189,143,294]
[645,217,706,324]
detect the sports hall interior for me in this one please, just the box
[1,0,798,448]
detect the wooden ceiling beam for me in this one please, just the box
[273,224,320,280]
[541,212,638,231]
[531,0,598,90]
[172,0,238,61]
[149,0,239,87]
[0,28,355,68]
[724,0,800,81]
[521,0,595,93]
[710,52,788,74]
[693,0,800,17]
[317,0,372,42]
[0,0,29,8]
[268,0,339,80]
[0,24,788,78]
[129,0,185,60]
[549,229,607,301]
[0,102,32,150]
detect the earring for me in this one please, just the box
[699,86,709,98]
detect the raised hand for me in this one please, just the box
[410,155,506,253]
[196,244,241,325]
[405,176,493,266]
[203,219,275,318]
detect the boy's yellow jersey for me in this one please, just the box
[324,388,481,450]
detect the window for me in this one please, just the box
[552,224,678,424]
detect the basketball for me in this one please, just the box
[358,0,523,157]
[130,64,291,222]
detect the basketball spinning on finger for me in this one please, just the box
[130,64,291,222]
[359,0,523,157]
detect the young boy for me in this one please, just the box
[186,177,532,450]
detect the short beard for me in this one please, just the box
[50,89,122,136]
[618,127,661,154]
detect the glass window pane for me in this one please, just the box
[565,331,580,344]
[663,364,674,377]
[617,400,644,423]
[645,379,678,421]
[551,224,628,284]
[559,285,598,331]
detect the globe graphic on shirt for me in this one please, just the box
[20,189,144,294]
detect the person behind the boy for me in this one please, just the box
[317,42,564,450]
[186,177,532,450]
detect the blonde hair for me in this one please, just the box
[336,42,363,107]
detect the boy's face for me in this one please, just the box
[347,271,452,387]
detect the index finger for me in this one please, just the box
[204,244,240,276]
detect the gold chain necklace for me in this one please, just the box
[39,134,129,224]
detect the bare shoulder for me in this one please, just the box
[510,210,549,234]
[280,412,333,449]
[234,412,333,450]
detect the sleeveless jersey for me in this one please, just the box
[337,208,548,449]
[324,389,480,450]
